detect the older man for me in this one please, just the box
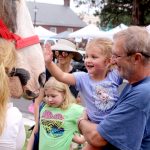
[78,26,150,150]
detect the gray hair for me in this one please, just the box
[113,26,150,60]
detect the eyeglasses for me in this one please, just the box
[112,53,129,59]
[137,52,150,58]
[54,51,70,57]
[112,52,150,59]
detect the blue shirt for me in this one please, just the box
[97,77,150,150]
[73,69,122,123]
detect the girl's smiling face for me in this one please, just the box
[84,46,111,80]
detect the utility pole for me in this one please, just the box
[33,0,37,27]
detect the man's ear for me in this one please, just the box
[132,53,143,64]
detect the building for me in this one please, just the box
[27,0,86,33]
[79,14,100,26]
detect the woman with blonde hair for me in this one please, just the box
[0,38,26,150]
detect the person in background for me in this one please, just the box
[34,39,83,124]
[0,38,26,150]
[27,77,85,150]
[44,38,123,150]
[46,39,83,97]
[78,26,150,150]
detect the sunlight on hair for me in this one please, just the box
[0,38,17,135]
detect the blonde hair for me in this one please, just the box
[0,38,17,135]
[86,38,113,59]
[44,77,76,109]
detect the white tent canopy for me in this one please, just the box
[90,23,128,39]
[107,23,128,35]
[91,30,113,39]
[69,24,128,39]
[69,24,100,38]
[52,30,71,39]
[35,26,57,38]
[146,25,150,33]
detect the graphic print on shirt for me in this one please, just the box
[93,82,115,111]
[41,110,64,138]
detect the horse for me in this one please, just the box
[0,0,45,99]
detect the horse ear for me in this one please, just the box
[0,0,17,32]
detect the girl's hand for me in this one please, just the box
[77,109,88,133]
[44,42,53,64]
[81,109,88,120]
[72,133,86,144]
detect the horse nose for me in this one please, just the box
[23,89,39,100]
[10,68,30,86]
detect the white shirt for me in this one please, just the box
[0,103,26,150]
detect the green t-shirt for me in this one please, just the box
[39,103,84,150]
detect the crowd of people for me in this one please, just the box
[0,25,150,150]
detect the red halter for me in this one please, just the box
[0,19,39,49]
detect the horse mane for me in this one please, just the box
[0,0,19,32]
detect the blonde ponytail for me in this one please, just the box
[0,63,9,135]
[0,38,17,135]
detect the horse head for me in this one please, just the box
[0,0,45,99]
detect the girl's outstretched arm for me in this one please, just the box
[34,88,44,124]
[26,124,38,150]
[44,43,76,85]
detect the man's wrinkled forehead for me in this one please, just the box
[112,38,125,53]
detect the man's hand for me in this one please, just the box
[77,110,108,148]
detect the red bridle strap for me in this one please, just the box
[0,19,39,49]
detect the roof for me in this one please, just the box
[27,2,86,27]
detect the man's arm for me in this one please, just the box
[78,118,108,147]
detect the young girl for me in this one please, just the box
[27,77,85,150]
[44,38,123,150]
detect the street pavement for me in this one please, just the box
[22,113,35,127]
[12,98,35,126]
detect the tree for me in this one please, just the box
[73,0,150,28]
[100,0,150,28]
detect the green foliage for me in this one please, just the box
[99,0,132,28]
[74,0,150,28]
